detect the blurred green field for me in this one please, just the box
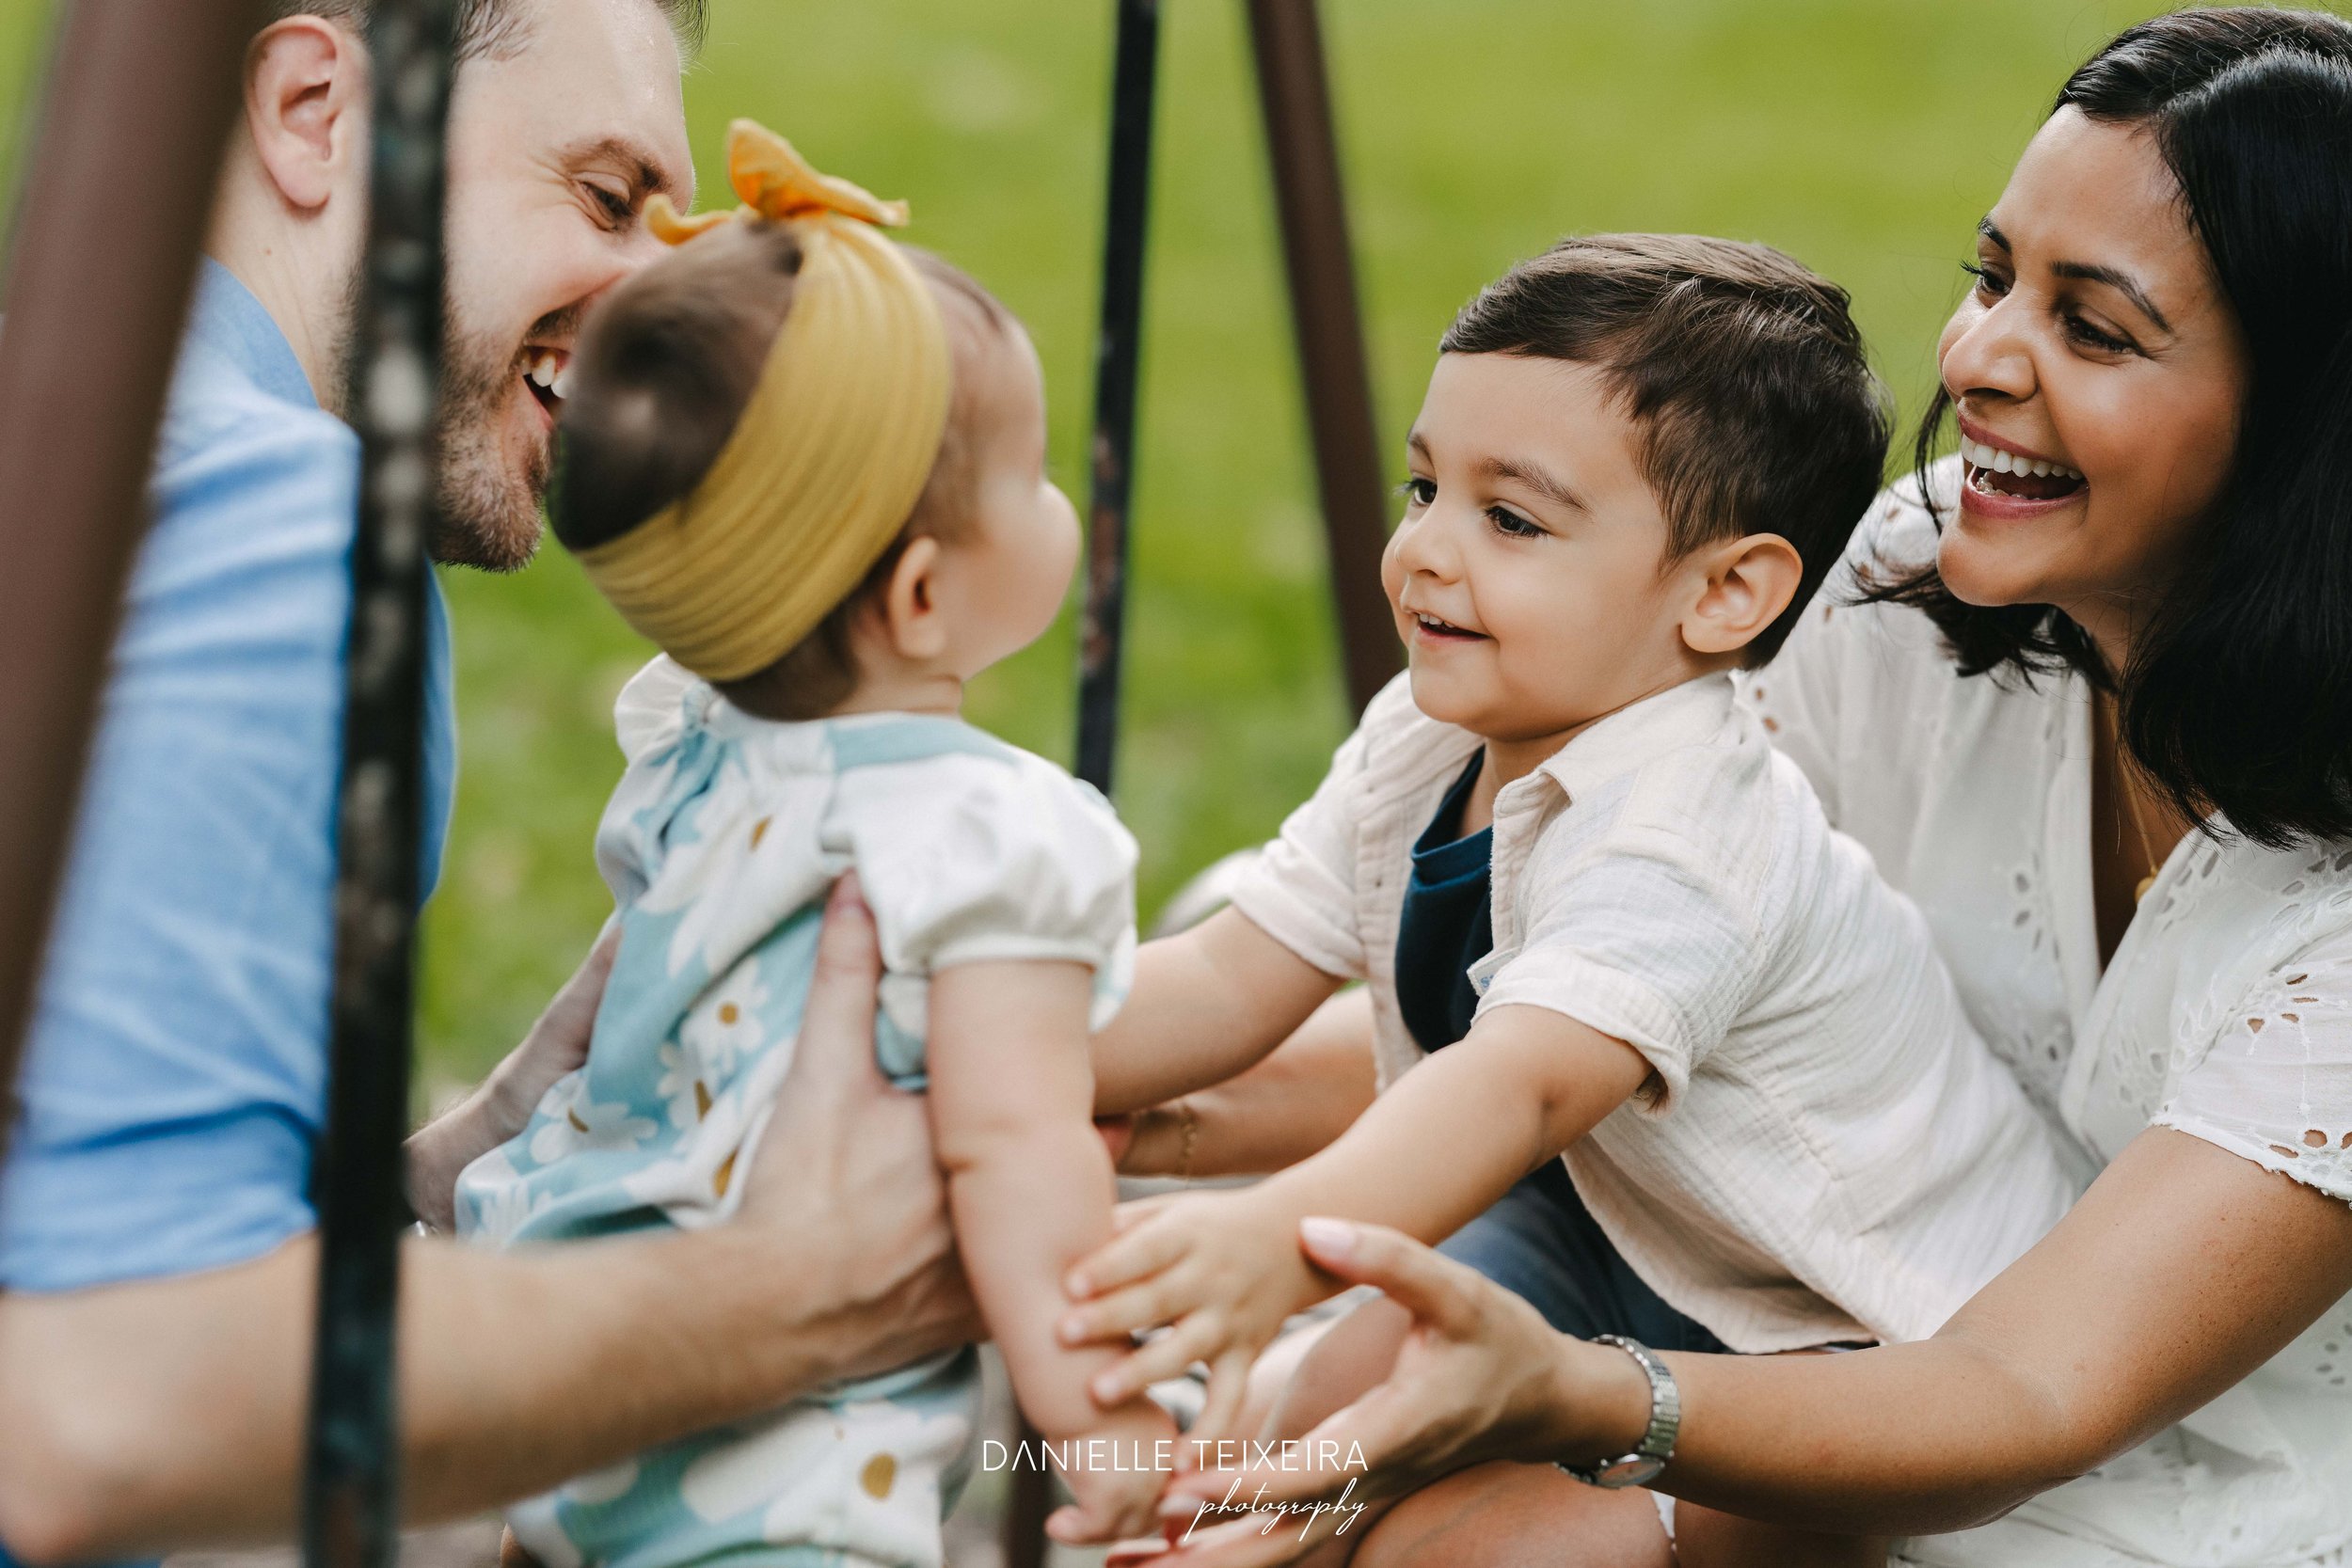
[2,0,2233,1094]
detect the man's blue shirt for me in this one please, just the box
[0,261,457,1293]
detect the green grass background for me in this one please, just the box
[1,0,2266,1096]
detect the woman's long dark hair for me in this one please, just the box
[1865,8,2352,847]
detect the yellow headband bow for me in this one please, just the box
[576,120,951,684]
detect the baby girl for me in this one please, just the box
[453,123,1171,1566]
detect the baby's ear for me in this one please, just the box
[877,536,950,662]
[1680,533,1803,659]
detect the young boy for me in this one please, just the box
[1066,236,2081,1559]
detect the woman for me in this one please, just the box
[1108,9,2352,1565]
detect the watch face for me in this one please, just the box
[1595,1455,1666,1489]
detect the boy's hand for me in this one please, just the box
[1043,1398,1182,1547]
[1057,1189,1337,1445]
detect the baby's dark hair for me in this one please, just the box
[1441,234,1890,666]
[551,220,1014,718]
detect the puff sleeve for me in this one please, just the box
[831,747,1140,1016]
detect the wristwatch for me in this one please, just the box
[1558,1335,1680,1488]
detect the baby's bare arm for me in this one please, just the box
[927,960,1173,1445]
[1090,907,1343,1117]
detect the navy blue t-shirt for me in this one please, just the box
[1394,752,1494,1053]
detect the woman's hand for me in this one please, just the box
[1147,1217,1649,1568]
[405,922,622,1230]
[1059,1190,1340,1445]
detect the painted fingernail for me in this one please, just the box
[1092,1371,1125,1402]
[1299,1215,1356,1259]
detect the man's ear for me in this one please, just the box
[1679,533,1804,659]
[245,18,367,214]
[878,536,950,663]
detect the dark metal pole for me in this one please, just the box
[1245,0,1400,716]
[0,0,267,1162]
[1073,0,1163,798]
[303,3,459,1566]
[1012,10,1161,1560]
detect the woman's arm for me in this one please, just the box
[1118,988,1379,1179]
[1655,1127,2352,1530]
[1149,1126,2352,1566]
[1091,908,1343,1118]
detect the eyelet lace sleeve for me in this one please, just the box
[2155,944,2352,1203]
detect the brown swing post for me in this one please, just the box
[0,0,270,1160]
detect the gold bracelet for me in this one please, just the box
[1173,1096,1200,1185]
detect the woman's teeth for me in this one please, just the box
[1959,436,2082,483]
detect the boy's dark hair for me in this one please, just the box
[551,220,1011,720]
[1863,8,2352,849]
[1440,233,1890,667]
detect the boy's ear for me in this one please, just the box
[878,536,950,663]
[1679,533,1803,659]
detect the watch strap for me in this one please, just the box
[1558,1334,1680,1488]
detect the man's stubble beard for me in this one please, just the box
[429,308,551,574]
[326,253,550,574]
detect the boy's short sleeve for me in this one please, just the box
[1473,805,1759,1112]
[1226,721,1375,980]
[837,751,1139,995]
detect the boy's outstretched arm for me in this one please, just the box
[1060,1005,1653,1435]
[1089,907,1343,1118]
[925,960,1178,1543]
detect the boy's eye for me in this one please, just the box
[1399,477,1437,508]
[1486,505,1542,539]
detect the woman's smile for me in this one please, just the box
[1955,411,2088,522]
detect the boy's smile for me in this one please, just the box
[1384,353,1716,777]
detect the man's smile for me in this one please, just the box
[523,346,574,422]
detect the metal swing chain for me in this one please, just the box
[304,4,460,1568]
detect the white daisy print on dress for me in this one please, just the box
[529,1080,660,1164]
[681,959,771,1081]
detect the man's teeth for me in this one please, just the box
[527,350,570,401]
[1959,436,2082,482]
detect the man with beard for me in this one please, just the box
[0,5,981,1562]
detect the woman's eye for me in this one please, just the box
[1486,506,1542,539]
[1399,477,1437,508]
[1961,261,2010,298]
[2063,313,2136,355]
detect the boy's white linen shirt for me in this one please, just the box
[1228,670,2080,1352]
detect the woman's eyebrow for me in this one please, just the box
[2047,260,2173,333]
[1980,216,2172,334]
